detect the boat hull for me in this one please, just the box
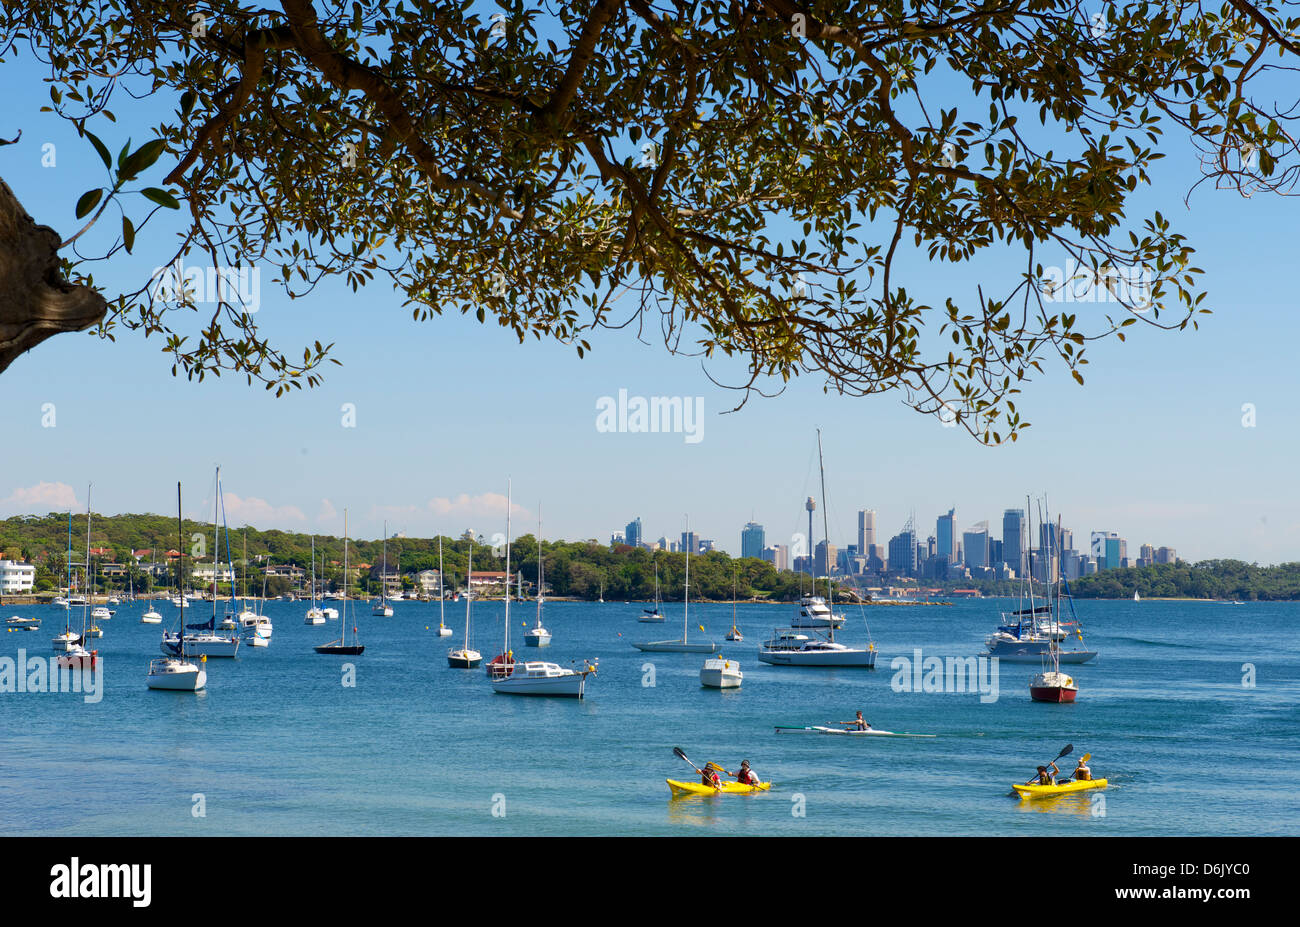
[699,670,742,688]
[1029,685,1077,702]
[523,630,551,647]
[314,643,364,655]
[757,649,876,667]
[146,660,207,691]
[774,725,936,738]
[632,641,719,653]
[991,648,1096,664]
[162,635,240,657]
[1012,778,1107,800]
[491,674,586,697]
[666,779,770,797]
[448,651,482,668]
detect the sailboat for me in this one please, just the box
[148,482,208,691]
[757,431,876,667]
[56,499,97,669]
[1030,513,1080,702]
[632,518,719,653]
[315,510,364,655]
[1133,589,1140,602]
[162,468,240,658]
[639,562,666,622]
[435,536,453,636]
[598,579,604,603]
[305,537,325,624]
[486,482,518,679]
[523,508,551,647]
[726,568,743,641]
[373,522,394,616]
[447,536,482,667]
[51,510,82,653]
[235,528,271,642]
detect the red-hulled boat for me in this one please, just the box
[1029,669,1077,702]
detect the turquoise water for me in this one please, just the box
[1,598,1296,835]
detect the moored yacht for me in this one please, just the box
[700,656,743,688]
[757,628,877,667]
[491,660,595,697]
[791,594,845,629]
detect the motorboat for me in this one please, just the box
[147,656,206,691]
[791,595,846,629]
[141,607,163,624]
[757,628,877,667]
[490,660,595,698]
[700,657,742,688]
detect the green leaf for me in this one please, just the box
[118,139,167,179]
[75,188,103,219]
[121,215,135,252]
[86,131,111,170]
[141,187,180,209]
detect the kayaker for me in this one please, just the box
[1028,762,1059,786]
[840,711,870,732]
[734,760,760,785]
[700,762,724,790]
[1073,758,1092,781]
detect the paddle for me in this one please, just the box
[1023,743,1073,785]
[673,746,722,789]
[1056,752,1091,785]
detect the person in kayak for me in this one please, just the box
[1072,757,1092,781]
[839,711,871,732]
[700,762,724,790]
[1028,762,1059,786]
[733,760,760,785]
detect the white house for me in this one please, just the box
[0,560,37,594]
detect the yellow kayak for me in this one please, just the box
[666,778,771,797]
[1012,778,1108,800]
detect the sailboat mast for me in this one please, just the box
[536,505,542,625]
[213,468,220,621]
[438,536,445,626]
[684,516,690,643]
[177,482,186,658]
[342,510,349,645]
[83,483,92,636]
[503,481,512,656]
[465,537,473,645]
[815,430,834,642]
[65,510,72,633]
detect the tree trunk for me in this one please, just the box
[0,178,107,374]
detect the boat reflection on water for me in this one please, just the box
[1012,789,1105,819]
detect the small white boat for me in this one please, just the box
[700,657,742,688]
[372,602,393,617]
[304,608,326,625]
[791,594,846,629]
[639,564,666,622]
[51,630,82,652]
[91,606,112,620]
[305,538,326,624]
[491,660,595,698]
[106,596,120,606]
[523,510,551,647]
[56,644,98,669]
[322,607,339,621]
[6,615,41,629]
[756,628,877,667]
[632,520,718,653]
[147,656,206,691]
[239,613,272,640]
[141,608,163,624]
[52,596,69,608]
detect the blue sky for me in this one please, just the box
[1,16,1297,564]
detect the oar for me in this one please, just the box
[1056,752,1090,784]
[1024,743,1073,785]
[674,747,722,789]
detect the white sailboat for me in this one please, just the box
[632,518,719,653]
[162,468,240,658]
[305,537,325,624]
[639,562,666,622]
[373,522,394,616]
[51,510,82,653]
[757,431,876,668]
[491,658,597,697]
[435,536,453,636]
[448,537,482,667]
[56,500,97,668]
[523,508,551,647]
[726,568,743,641]
[485,482,517,679]
[149,483,207,691]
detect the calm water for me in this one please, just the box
[1,597,1296,835]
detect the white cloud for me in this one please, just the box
[316,498,338,525]
[3,481,79,511]
[221,492,306,526]
[427,492,527,522]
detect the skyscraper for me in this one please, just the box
[625,517,643,549]
[1003,509,1026,576]
[814,540,836,577]
[857,510,877,558]
[936,508,957,563]
[963,522,989,569]
[681,530,699,554]
[741,522,766,559]
[888,523,918,577]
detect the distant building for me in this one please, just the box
[698,539,716,553]
[681,531,699,554]
[963,524,989,569]
[857,510,877,558]
[741,522,765,559]
[1003,509,1026,576]
[936,508,957,564]
[1156,546,1176,564]
[625,517,643,549]
[610,531,625,548]
[814,540,836,576]
[761,544,789,572]
[417,569,442,594]
[0,560,35,594]
[888,529,918,577]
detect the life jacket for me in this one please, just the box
[737,768,757,784]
